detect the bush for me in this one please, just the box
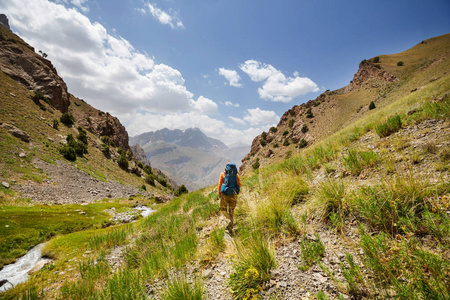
[301,124,308,133]
[143,165,152,175]
[299,139,307,148]
[59,146,77,161]
[283,139,290,146]
[175,185,189,196]
[288,119,295,128]
[157,177,167,187]
[298,234,325,271]
[269,127,277,133]
[117,153,129,171]
[60,113,75,126]
[375,115,402,137]
[53,119,59,130]
[373,56,380,63]
[145,173,156,186]
[369,101,376,110]
[282,130,289,136]
[306,108,314,118]
[252,158,260,170]
[397,61,404,66]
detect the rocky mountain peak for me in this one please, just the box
[0,14,10,31]
[0,26,70,112]
[351,59,398,88]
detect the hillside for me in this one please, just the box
[0,23,449,300]
[131,128,250,191]
[240,33,450,174]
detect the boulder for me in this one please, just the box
[1,123,30,142]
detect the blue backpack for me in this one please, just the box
[220,163,240,195]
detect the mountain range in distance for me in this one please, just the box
[130,128,250,191]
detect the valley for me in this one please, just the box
[0,16,449,300]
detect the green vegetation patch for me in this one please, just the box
[0,201,133,268]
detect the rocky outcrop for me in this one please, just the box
[351,59,397,88]
[0,14,10,30]
[0,26,70,112]
[131,144,151,166]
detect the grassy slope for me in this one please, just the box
[244,33,450,171]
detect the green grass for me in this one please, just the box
[0,201,135,268]
[162,276,205,300]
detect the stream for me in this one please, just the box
[0,205,155,292]
[0,243,46,292]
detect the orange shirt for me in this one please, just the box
[218,171,241,197]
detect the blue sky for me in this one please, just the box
[2,0,449,145]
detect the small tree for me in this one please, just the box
[176,185,189,196]
[373,56,380,63]
[288,119,295,128]
[301,124,308,133]
[369,101,376,110]
[53,119,59,130]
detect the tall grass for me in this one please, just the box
[161,276,205,300]
[229,232,276,300]
[313,177,347,222]
[360,228,450,299]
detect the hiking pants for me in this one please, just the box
[220,194,237,225]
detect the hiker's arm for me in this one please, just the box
[237,174,241,187]
[218,172,224,197]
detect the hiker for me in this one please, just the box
[218,163,241,232]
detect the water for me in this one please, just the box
[135,205,155,217]
[0,243,45,292]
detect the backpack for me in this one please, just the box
[220,163,240,195]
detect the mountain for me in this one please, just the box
[130,128,250,190]
[240,33,450,174]
[0,19,176,205]
[130,127,227,151]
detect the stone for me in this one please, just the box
[1,123,30,142]
[19,152,26,158]
[2,181,9,188]
[28,258,52,275]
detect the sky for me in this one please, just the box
[1,0,449,146]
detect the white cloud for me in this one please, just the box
[3,0,195,115]
[141,2,184,29]
[218,68,242,87]
[224,101,240,108]
[240,60,319,103]
[243,108,279,126]
[229,116,246,125]
[190,96,218,115]
[71,0,89,12]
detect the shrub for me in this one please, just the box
[60,113,75,126]
[32,92,49,104]
[288,119,295,128]
[252,158,260,170]
[282,130,289,136]
[369,101,376,110]
[299,139,307,148]
[59,146,77,161]
[314,178,347,222]
[283,139,290,146]
[373,56,380,63]
[175,185,189,196]
[117,152,129,171]
[53,119,59,130]
[298,234,325,271]
[269,127,277,133]
[397,61,404,66]
[421,94,450,120]
[375,115,402,137]
[157,177,167,187]
[145,173,156,186]
[306,108,314,118]
[301,124,308,133]
[143,165,152,174]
